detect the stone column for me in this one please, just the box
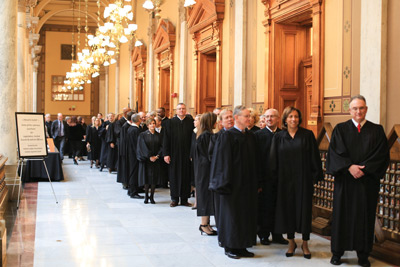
[17,6,26,112]
[98,67,105,115]
[178,1,187,104]
[129,42,134,109]
[147,15,155,111]
[115,53,120,114]
[105,66,109,114]
[32,58,39,112]
[233,0,246,106]
[0,0,18,164]
[360,0,387,128]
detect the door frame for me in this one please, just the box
[132,45,147,112]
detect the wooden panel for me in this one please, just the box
[136,79,144,113]
[160,68,171,117]
[282,31,297,88]
[198,53,217,113]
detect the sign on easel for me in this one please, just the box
[15,112,48,158]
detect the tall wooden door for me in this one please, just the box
[198,52,217,113]
[136,79,144,112]
[160,68,170,117]
[273,24,308,117]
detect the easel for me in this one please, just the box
[12,156,58,209]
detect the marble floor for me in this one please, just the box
[6,159,392,267]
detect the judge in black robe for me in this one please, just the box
[255,115,287,245]
[163,104,194,206]
[137,120,163,204]
[86,119,102,168]
[98,120,110,171]
[326,96,389,266]
[194,112,218,236]
[157,108,170,188]
[105,117,118,172]
[269,106,322,258]
[209,106,258,258]
[117,111,134,188]
[126,113,143,199]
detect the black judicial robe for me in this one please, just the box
[255,127,281,236]
[137,130,163,186]
[98,121,110,166]
[194,131,214,216]
[139,123,148,133]
[126,125,141,189]
[326,120,389,253]
[116,122,131,184]
[163,115,194,199]
[249,125,260,133]
[270,127,323,235]
[105,121,118,170]
[86,126,102,160]
[190,132,196,187]
[209,128,258,249]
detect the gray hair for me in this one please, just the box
[131,113,141,123]
[219,109,232,121]
[233,105,247,117]
[349,95,366,105]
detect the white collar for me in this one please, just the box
[266,125,277,133]
[352,119,366,128]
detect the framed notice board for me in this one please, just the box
[15,112,48,158]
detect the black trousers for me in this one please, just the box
[287,232,310,241]
[70,140,82,158]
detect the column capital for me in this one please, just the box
[29,32,40,47]
[178,0,187,22]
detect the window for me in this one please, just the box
[51,75,85,101]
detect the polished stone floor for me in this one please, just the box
[7,159,391,266]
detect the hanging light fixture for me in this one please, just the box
[184,0,196,7]
[142,0,162,18]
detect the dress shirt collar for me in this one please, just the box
[266,125,277,133]
[352,119,366,128]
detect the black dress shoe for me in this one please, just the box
[238,249,254,257]
[131,194,144,199]
[330,256,342,265]
[358,259,370,267]
[122,184,128,190]
[170,201,178,207]
[272,237,289,245]
[224,248,240,259]
[260,237,270,245]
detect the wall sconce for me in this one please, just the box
[143,0,163,18]
[184,0,196,7]
[171,92,178,98]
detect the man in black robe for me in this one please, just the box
[105,113,118,173]
[209,105,258,259]
[327,95,389,267]
[163,103,194,207]
[157,107,170,188]
[116,110,134,189]
[255,109,288,246]
[127,113,144,199]
[98,113,111,172]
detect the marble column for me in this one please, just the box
[0,0,18,164]
[128,42,134,109]
[17,8,26,112]
[147,16,155,111]
[115,54,120,114]
[360,0,387,128]
[98,67,106,115]
[105,66,109,114]
[32,59,39,112]
[233,0,247,106]
[178,2,187,104]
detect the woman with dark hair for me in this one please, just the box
[86,117,102,168]
[137,118,163,204]
[269,106,323,259]
[68,116,85,165]
[190,114,202,209]
[194,111,218,236]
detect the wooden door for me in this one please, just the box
[198,52,217,113]
[160,68,170,117]
[273,23,307,117]
[136,79,144,112]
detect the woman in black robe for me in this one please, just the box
[98,115,110,172]
[247,108,260,133]
[269,106,323,259]
[86,117,102,168]
[190,114,202,209]
[68,116,85,165]
[105,114,118,172]
[194,112,217,236]
[137,118,163,204]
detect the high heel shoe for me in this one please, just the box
[301,244,311,259]
[199,225,217,236]
[285,243,297,257]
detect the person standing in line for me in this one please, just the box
[255,109,289,246]
[68,116,85,165]
[51,113,69,161]
[98,113,111,172]
[45,113,52,138]
[117,111,135,189]
[127,113,144,199]
[326,95,389,267]
[209,106,258,259]
[163,103,194,207]
[105,113,118,173]
[269,106,323,259]
[247,108,260,133]
[137,118,163,204]
[157,107,170,188]
[86,117,102,168]
[194,112,218,236]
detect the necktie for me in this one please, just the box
[357,123,361,133]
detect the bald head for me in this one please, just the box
[122,107,132,117]
[264,108,279,130]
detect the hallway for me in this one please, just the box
[6,159,389,267]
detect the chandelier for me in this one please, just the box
[100,0,138,54]
[143,0,196,17]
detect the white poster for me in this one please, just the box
[15,113,48,158]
